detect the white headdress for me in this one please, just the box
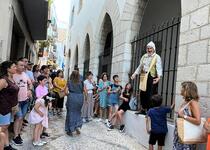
[147,41,156,51]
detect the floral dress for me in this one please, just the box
[98,80,111,108]
[173,104,196,150]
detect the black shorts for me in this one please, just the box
[149,132,166,146]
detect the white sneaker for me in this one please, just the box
[88,117,93,121]
[97,118,102,122]
[33,141,44,146]
[40,140,47,144]
[105,119,111,125]
[82,118,87,123]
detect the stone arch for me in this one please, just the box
[83,34,90,78]
[97,13,113,79]
[82,22,93,60]
[94,0,120,79]
[74,45,79,68]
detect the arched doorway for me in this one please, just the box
[83,34,90,79]
[130,0,181,118]
[74,45,78,69]
[67,49,71,80]
[98,13,113,79]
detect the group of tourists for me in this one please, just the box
[0,57,67,149]
[65,69,131,135]
[0,41,209,150]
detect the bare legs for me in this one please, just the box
[149,145,154,150]
[33,123,43,142]
[0,131,6,150]
[14,117,23,138]
[109,109,124,126]
[0,126,9,146]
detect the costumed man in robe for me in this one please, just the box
[131,41,163,115]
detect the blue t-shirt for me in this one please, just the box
[109,84,122,104]
[147,106,171,134]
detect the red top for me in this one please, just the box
[0,76,19,115]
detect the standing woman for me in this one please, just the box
[0,61,19,150]
[98,73,111,122]
[81,71,94,122]
[53,70,67,115]
[65,71,84,136]
[131,41,162,114]
[173,81,201,150]
[32,64,40,83]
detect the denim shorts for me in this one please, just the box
[0,113,11,125]
[16,100,29,118]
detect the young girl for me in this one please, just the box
[107,83,132,132]
[35,75,48,99]
[28,93,53,146]
[98,73,111,122]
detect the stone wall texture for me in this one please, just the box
[176,0,210,117]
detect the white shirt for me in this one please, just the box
[84,79,94,94]
[134,53,163,77]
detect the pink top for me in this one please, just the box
[28,98,48,128]
[13,72,31,101]
[35,85,48,98]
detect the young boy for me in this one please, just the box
[146,94,174,150]
[107,75,122,126]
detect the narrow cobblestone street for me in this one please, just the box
[11,110,146,150]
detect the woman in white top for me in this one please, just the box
[81,71,95,122]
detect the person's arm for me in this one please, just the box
[171,100,175,109]
[120,92,128,102]
[30,72,35,84]
[179,100,201,125]
[145,115,151,134]
[0,79,8,90]
[64,86,69,95]
[34,102,44,117]
[131,55,144,80]
[98,81,105,92]
[53,78,63,90]
[48,77,53,90]
[204,120,210,133]
[107,85,112,94]
[27,75,33,90]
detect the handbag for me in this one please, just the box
[58,91,66,98]
[177,118,207,144]
[177,102,207,144]
[129,96,137,110]
[139,54,157,91]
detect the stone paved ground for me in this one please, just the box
[11,111,147,150]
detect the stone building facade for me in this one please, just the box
[0,0,48,63]
[66,0,210,148]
